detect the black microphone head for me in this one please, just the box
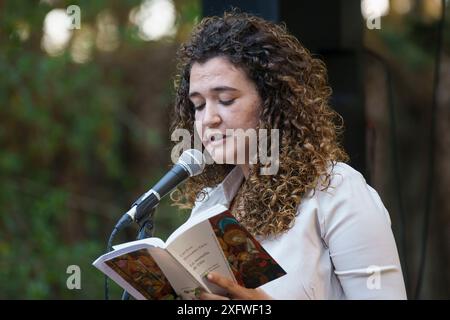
[177,149,205,176]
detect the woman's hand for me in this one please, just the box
[198,272,273,300]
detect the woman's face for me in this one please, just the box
[189,56,261,165]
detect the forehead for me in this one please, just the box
[189,56,248,91]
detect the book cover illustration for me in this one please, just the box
[96,204,287,300]
[105,249,178,300]
[209,211,287,288]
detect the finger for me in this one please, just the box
[206,272,244,297]
[206,272,235,290]
[254,288,273,300]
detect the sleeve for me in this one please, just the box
[317,165,407,299]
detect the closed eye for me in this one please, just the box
[193,103,205,111]
[219,99,235,106]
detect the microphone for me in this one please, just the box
[114,149,205,231]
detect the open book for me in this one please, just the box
[93,204,286,300]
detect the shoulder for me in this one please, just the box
[323,162,366,190]
[310,162,369,205]
[316,162,376,198]
[310,162,391,239]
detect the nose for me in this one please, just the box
[202,103,221,128]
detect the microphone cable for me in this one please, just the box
[104,226,120,300]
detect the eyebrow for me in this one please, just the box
[189,86,238,98]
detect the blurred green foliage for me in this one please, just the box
[0,0,200,299]
[3,0,447,301]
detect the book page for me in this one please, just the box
[111,237,165,251]
[166,205,287,292]
[166,204,230,245]
[93,239,203,300]
[166,217,234,296]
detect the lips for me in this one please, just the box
[210,134,226,142]
[203,132,229,145]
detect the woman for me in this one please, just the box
[170,11,407,300]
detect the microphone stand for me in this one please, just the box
[121,206,157,300]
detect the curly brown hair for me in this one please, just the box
[170,11,348,237]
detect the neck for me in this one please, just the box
[238,164,250,180]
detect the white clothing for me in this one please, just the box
[190,162,407,299]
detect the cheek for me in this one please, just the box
[240,101,261,129]
[249,111,260,128]
[226,100,259,128]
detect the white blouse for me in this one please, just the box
[190,162,407,299]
